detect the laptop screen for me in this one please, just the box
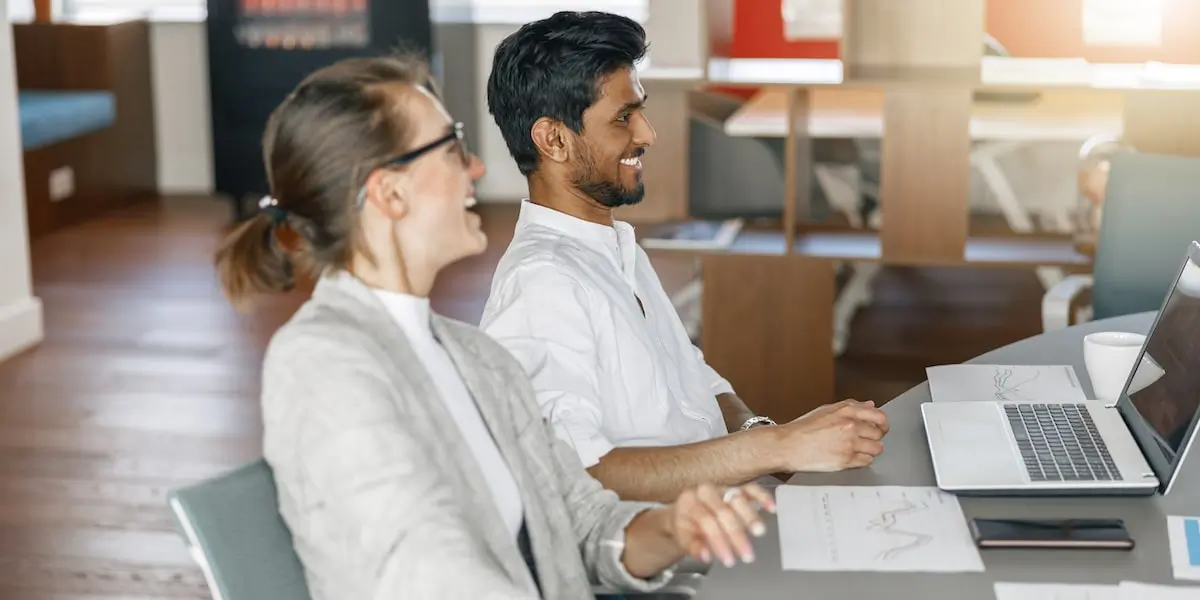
[1121,242,1200,493]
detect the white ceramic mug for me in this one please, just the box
[1084,331,1147,401]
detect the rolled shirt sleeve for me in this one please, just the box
[694,345,735,398]
[481,264,616,467]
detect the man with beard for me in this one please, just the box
[479,11,890,503]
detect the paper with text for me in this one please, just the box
[927,364,1088,404]
[994,582,1118,600]
[776,485,984,572]
[1166,516,1200,581]
[1119,581,1200,599]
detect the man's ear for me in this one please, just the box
[530,117,573,165]
[363,169,408,220]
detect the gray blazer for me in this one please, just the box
[260,272,673,600]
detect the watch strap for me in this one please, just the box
[740,415,777,431]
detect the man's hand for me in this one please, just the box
[772,399,889,472]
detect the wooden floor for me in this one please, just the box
[0,196,1048,598]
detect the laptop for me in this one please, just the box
[922,240,1200,496]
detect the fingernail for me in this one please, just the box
[723,555,735,568]
[751,522,766,537]
[742,549,756,563]
[700,548,711,563]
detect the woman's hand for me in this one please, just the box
[665,482,776,567]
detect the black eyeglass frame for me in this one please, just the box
[385,121,468,168]
[354,122,469,209]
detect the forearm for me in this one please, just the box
[620,507,684,579]
[716,392,757,433]
[586,427,781,502]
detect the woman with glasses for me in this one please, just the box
[214,53,773,600]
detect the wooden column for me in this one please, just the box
[619,0,733,224]
[879,89,973,263]
[624,83,693,224]
[700,254,835,422]
[843,0,984,263]
[34,0,52,22]
[782,87,812,250]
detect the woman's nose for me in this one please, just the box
[468,153,486,180]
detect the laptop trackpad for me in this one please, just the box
[935,413,1007,445]
[931,405,1024,486]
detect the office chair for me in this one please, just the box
[169,460,701,600]
[1043,151,1200,330]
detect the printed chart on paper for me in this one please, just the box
[776,485,985,572]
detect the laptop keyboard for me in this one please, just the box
[1003,403,1123,482]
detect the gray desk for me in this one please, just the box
[695,312,1200,598]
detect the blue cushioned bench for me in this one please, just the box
[18,90,116,151]
[15,19,157,240]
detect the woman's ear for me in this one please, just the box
[530,117,571,166]
[363,170,409,220]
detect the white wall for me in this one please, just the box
[473,22,530,202]
[150,21,213,194]
[0,0,45,362]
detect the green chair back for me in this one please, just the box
[168,459,313,600]
[1092,152,1200,319]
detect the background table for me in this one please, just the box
[694,311,1200,598]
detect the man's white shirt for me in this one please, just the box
[479,200,733,468]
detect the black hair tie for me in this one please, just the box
[258,195,288,226]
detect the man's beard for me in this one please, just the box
[571,144,644,208]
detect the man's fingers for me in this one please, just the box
[851,452,877,468]
[852,406,890,429]
[856,421,885,441]
[853,437,884,456]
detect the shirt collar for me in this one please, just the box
[517,199,639,282]
[517,199,634,244]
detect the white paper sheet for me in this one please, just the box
[994,582,1118,600]
[926,364,1088,404]
[1118,581,1200,599]
[775,485,984,572]
[1166,516,1200,581]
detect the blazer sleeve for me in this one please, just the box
[262,329,537,600]
[537,416,678,593]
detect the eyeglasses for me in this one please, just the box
[383,121,469,169]
[355,122,470,208]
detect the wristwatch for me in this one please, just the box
[740,415,777,431]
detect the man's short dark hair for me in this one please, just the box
[486,11,648,176]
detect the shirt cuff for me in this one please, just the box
[710,376,735,398]
[553,423,616,468]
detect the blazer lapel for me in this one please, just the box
[313,274,533,587]
[432,319,557,585]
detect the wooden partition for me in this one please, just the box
[843,0,984,263]
[14,19,158,238]
[630,0,1200,419]
[701,254,835,421]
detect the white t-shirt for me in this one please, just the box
[372,286,525,539]
[480,200,733,468]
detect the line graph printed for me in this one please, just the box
[992,366,1043,403]
[777,486,984,572]
[864,493,933,561]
